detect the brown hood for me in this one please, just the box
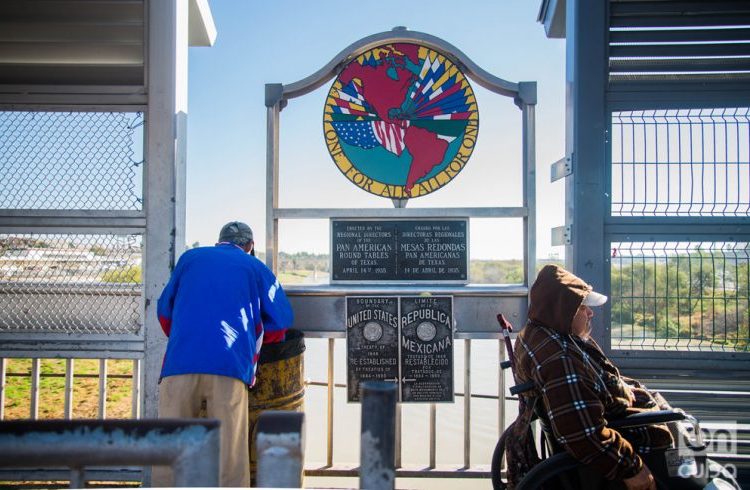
[527,264,592,334]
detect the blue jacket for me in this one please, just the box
[157,243,293,385]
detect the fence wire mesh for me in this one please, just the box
[0,112,143,210]
[0,234,142,335]
[610,241,749,352]
[611,108,750,216]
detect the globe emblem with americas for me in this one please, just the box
[323,42,479,199]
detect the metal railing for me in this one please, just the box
[1,335,511,481]
[0,419,219,488]
[301,334,511,478]
[3,334,748,485]
[0,358,141,421]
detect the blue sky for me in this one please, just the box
[185,0,566,259]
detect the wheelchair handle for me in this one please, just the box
[509,380,535,396]
[608,409,686,429]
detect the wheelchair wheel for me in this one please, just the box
[515,452,580,490]
[490,421,515,490]
[706,458,741,489]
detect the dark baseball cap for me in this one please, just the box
[218,221,253,246]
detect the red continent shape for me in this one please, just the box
[403,125,448,196]
[337,44,420,123]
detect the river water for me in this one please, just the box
[299,337,520,489]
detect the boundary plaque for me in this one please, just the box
[346,296,400,402]
[345,295,454,403]
[400,295,454,403]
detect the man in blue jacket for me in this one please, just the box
[155,221,293,487]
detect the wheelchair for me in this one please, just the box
[490,314,741,490]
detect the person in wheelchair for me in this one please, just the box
[511,265,725,490]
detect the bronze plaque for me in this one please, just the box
[331,219,468,282]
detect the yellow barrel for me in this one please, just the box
[248,329,305,486]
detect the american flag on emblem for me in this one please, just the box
[331,121,380,149]
[371,120,409,156]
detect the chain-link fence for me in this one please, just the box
[0,234,142,335]
[0,112,143,210]
[0,111,144,338]
[610,241,749,352]
[611,108,750,217]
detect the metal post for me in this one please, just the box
[98,359,107,419]
[256,411,305,488]
[359,381,396,490]
[566,0,608,349]
[64,359,74,420]
[144,0,180,431]
[326,337,334,467]
[463,339,471,468]
[173,0,189,257]
[429,403,436,469]
[521,98,537,287]
[30,358,40,420]
[265,96,281,273]
[69,467,85,489]
[498,340,506,437]
[395,404,402,468]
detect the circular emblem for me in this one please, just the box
[363,321,383,342]
[323,42,479,199]
[416,321,437,342]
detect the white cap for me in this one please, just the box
[582,290,608,307]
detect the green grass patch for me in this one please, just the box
[3,359,135,420]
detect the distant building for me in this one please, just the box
[0,248,139,280]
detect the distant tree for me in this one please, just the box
[89,245,108,256]
[102,265,142,283]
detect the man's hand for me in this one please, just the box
[623,464,656,490]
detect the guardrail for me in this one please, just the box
[0,335,511,482]
[0,419,219,488]
[2,338,749,485]
[300,334,510,479]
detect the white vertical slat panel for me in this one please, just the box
[64,358,74,419]
[326,338,335,467]
[98,358,108,419]
[30,358,40,419]
[131,358,141,419]
[464,340,471,467]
